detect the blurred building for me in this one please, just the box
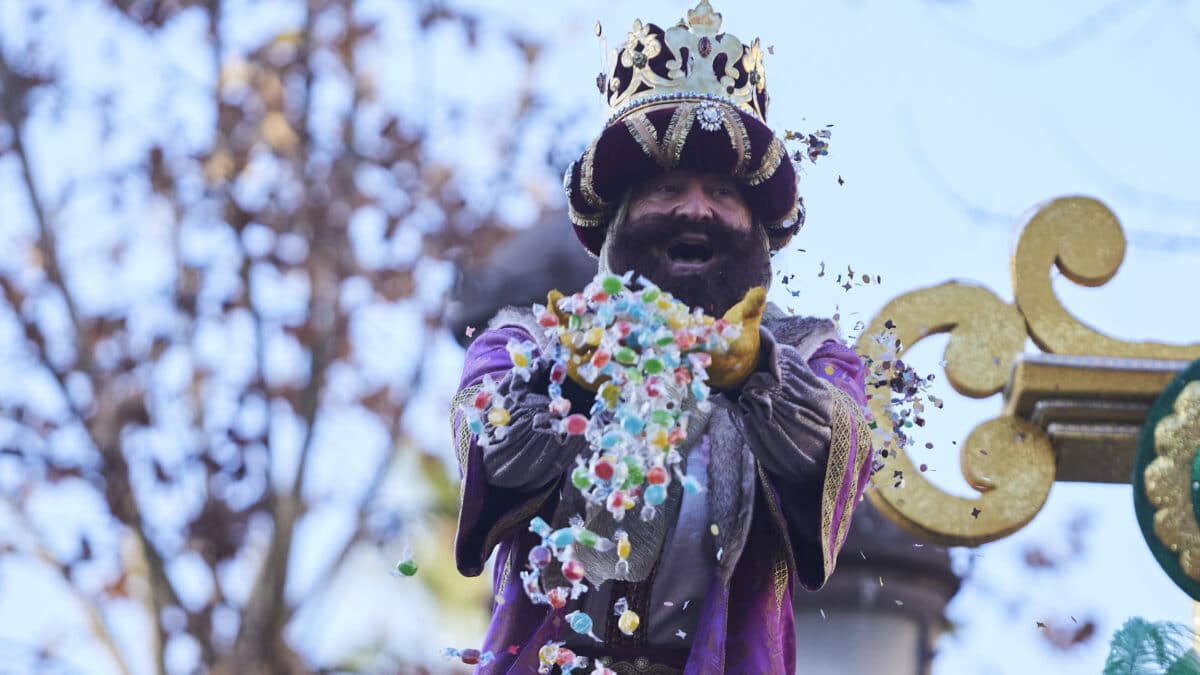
[449,213,962,674]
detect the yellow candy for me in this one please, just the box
[538,644,558,666]
[599,382,620,409]
[618,610,640,635]
[667,313,687,330]
[585,327,604,346]
[616,535,631,560]
[487,407,511,426]
[512,352,529,368]
[650,429,668,450]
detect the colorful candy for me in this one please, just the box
[614,529,631,576]
[391,549,418,577]
[566,610,602,642]
[613,596,640,636]
[443,647,494,666]
[463,272,739,612]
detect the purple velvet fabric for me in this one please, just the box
[453,325,870,674]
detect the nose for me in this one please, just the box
[670,182,716,221]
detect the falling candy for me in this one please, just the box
[613,596,640,636]
[465,273,741,611]
[614,529,631,576]
[546,586,570,609]
[391,549,417,577]
[566,610,602,642]
[443,647,494,666]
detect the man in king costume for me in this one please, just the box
[451,3,874,672]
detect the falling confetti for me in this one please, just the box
[465,325,476,337]
[676,629,688,639]
[970,507,982,519]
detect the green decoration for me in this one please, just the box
[1134,357,1200,601]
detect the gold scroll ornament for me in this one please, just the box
[857,197,1200,546]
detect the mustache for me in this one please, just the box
[617,213,743,249]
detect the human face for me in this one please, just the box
[606,170,770,316]
[628,170,754,264]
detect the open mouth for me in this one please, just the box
[665,235,714,268]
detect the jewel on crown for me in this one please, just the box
[604,0,768,123]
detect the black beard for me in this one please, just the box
[605,213,772,317]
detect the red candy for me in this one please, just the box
[593,459,615,481]
[647,466,668,485]
[562,559,585,582]
[460,649,481,665]
[564,414,588,435]
[547,587,569,609]
[549,397,571,416]
[644,378,661,398]
[571,294,587,315]
[473,390,491,409]
[674,330,696,349]
[674,366,692,385]
[607,490,625,510]
[668,428,686,444]
[591,349,611,369]
[556,648,577,666]
[538,312,559,328]
[550,362,567,384]
[613,321,632,338]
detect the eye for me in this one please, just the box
[710,184,738,198]
[656,182,682,195]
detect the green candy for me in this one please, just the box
[572,466,592,489]
[395,559,418,577]
[643,357,664,375]
[655,334,675,347]
[625,367,643,384]
[650,409,672,426]
[575,528,600,548]
[615,347,638,365]
[602,276,624,295]
[568,314,582,331]
[625,466,644,486]
[641,288,661,302]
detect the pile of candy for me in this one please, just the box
[460,273,734,659]
[463,272,734,524]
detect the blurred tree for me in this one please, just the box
[0,1,556,672]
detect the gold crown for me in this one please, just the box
[603,1,768,124]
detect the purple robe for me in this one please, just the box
[451,307,873,673]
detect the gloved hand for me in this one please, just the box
[546,289,604,392]
[706,286,767,390]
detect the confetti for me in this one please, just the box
[837,175,845,186]
[970,507,982,519]
[465,325,476,337]
[676,629,688,639]
[820,609,827,620]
